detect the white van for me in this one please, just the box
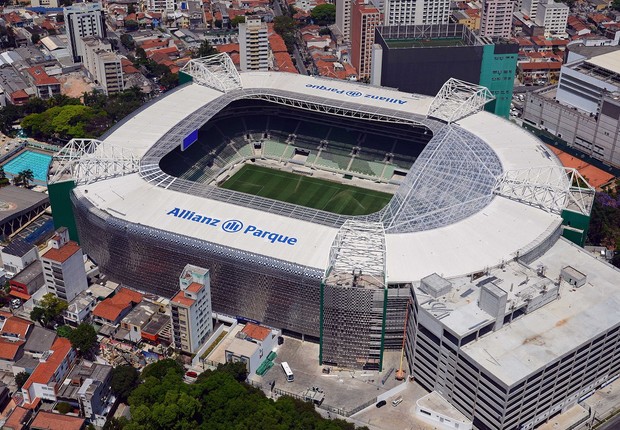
[392,396,403,407]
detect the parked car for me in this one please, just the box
[375,400,386,408]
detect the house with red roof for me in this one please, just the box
[21,338,76,407]
[92,287,143,326]
[224,323,279,376]
[0,312,32,372]
[23,66,60,100]
[30,410,85,430]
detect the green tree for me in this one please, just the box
[214,19,222,28]
[111,365,140,402]
[0,166,5,179]
[31,33,40,44]
[55,402,73,414]
[127,3,137,14]
[125,20,139,31]
[17,169,33,187]
[141,359,183,380]
[103,417,129,430]
[57,325,74,338]
[120,33,135,50]
[216,361,248,382]
[15,371,30,390]
[230,15,245,27]
[612,0,620,10]
[30,293,68,327]
[311,3,336,25]
[68,323,97,356]
[193,39,217,58]
[159,72,178,91]
[273,16,297,52]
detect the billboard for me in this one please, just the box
[181,129,199,151]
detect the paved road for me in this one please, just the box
[598,414,620,430]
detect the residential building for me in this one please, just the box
[522,44,620,167]
[171,264,212,354]
[239,16,269,72]
[351,0,381,80]
[21,337,76,406]
[383,0,450,26]
[141,312,172,345]
[2,406,32,430]
[30,410,85,430]
[41,227,88,303]
[64,2,106,62]
[14,326,57,376]
[81,37,124,95]
[31,0,60,6]
[9,261,44,302]
[57,361,113,427]
[1,240,38,277]
[92,287,142,326]
[0,311,31,372]
[521,0,540,20]
[336,0,352,41]
[63,291,98,327]
[23,66,61,100]
[120,301,160,343]
[535,0,569,35]
[371,24,518,117]
[480,0,513,38]
[225,323,279,377]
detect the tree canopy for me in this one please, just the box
[311,4,336,26]
[30,293,68,327]
[273,16,297,52]
[111,365,140,402]
[68,323,98,356]
[230,15,246,27]
[119,361,367,430]
[587,189,620,269]
[193,39,218,58]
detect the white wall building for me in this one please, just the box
[63,2,106,62]
[383,0,450,25]
[239,16,269,72]
[41,228,88,303]
[535,0,569,35]
[225,323,279,377]
[171,264,212,354]
[82,36,124,95]
[336,0,352,41]
[480,0,514,38]
[521,0,539,20]
[1,240,38,277]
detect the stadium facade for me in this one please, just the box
[47,55,620,430]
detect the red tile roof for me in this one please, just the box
[171,290,195,307]
[30,410,85,430]
[23,337,73,391]
[42,241,81,264]
[26,66,60,87]
[1,316,32,338]
[519,61,562,70]
[269,34,287,53]
[121,58,139,74]
[139,39,169,50]
[0,338,25,360]
[3,406,29,430]
[186,282,204,293]
[216,43,240,54]
[242,323,271,341]
[92,287,143,322]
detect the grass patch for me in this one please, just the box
[220,164,392,216]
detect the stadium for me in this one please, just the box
[47,55,620,430]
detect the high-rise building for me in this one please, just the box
[64,2,106,63]
[480,0,513,38]
[239,16,269,72]
[383,0,450,25]
[351,0,381,80]
[170,264,213,354]
[521,0,540,20]
[534,0,569,35]
[41,227,88,302]
[82,37,124,95]
[371,24,518,117]
[336,0,353,41]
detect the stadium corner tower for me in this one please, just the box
[48,55,608,429]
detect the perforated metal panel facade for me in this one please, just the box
[72,193,323,338]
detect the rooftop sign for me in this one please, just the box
[166,207,298,246]
[304,83,408,105]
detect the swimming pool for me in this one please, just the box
[3,150,53,183]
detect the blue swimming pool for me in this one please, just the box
[4,150,53,183]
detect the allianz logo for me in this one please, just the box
[166,208,298,246]
[304,83,407,105]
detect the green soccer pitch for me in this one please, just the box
[220,164,393,216]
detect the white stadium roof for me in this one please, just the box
[60,68,590,280]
